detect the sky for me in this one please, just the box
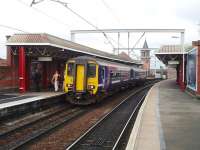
[0,0,200,68]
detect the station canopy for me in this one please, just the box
[155,45,185,65]
[6,33,141,65]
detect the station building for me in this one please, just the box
[1,33,141,93]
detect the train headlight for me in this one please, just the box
[67,84,73,87]
[88,85,95,90]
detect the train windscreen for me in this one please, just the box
[87,63,96,77]
[67,63,74,76]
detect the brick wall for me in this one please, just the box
[0,48,18,91]
[0,66,18,90]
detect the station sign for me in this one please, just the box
[168,61,179,65]
[38,57,52,61]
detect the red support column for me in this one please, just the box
[178,60,186,91]
[19,46,26,93]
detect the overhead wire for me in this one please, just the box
[131,32,145,51]
[28,0,115,49]
[128,32,146,60]
[100,0,120,24]
[16,0,72,28]
[19,0,127,53]
[50,0,116,49]
[31,0,127,50]
[0,24,28,33]
[100,0,126,48]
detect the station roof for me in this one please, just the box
[156,45,183,54]
[118,52,134,62]
[155,45,185,65]
[6,33,141,65]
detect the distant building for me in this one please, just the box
[0,58,7,67]
[118,52,143,67]
[140,40,150,75]
[118,51,134,62]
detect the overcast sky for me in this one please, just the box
[0,0,200,68]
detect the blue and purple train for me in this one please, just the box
[64,56,146,105]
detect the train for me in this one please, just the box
[64,56,147,105]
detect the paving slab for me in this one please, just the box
[159,80,200,150]
[127,79,200,150]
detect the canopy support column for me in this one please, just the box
[19,46,26,93]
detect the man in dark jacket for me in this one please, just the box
[33,69,41,92]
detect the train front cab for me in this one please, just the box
[64,59,99,104]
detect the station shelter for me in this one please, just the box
[156,41,200,97]
[5,33,141,93]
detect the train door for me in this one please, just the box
[130,69,134,79]
[102,67,106,88]
[76,64,85,91]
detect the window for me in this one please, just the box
[101,68,105,79]
[110,72,114,78]
[67,63,74,76]
[87,63,96,77]
[130,69,134,78]
[115,72,119,77]
[142,52,145,57]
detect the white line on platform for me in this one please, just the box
[0,93,65,109]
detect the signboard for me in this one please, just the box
[168,60,179,65]
[38,57,52,61]
[187,48,197,91]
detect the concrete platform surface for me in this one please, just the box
[127,79,200,150]
[0,92,64,109]
[0,92,65,119]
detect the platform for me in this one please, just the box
[0,92,64,107]
[126,79,200,150]
[0,92,65,119]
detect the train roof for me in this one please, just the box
[68,56,140,70]
[132,67,146,72]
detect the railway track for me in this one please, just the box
[0,80,158,150]
[0,104,86,150]
[66,84,152,150]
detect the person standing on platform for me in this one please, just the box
[33,69,41,92]
[51,70,60,92]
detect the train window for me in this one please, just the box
[131,70,134,78]
[87,63,96,77]
[110,72,113,78]
[116,72,120,77]
[101,68,105,79]
[67,63,74,76]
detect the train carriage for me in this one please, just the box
[64,56,146,105]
